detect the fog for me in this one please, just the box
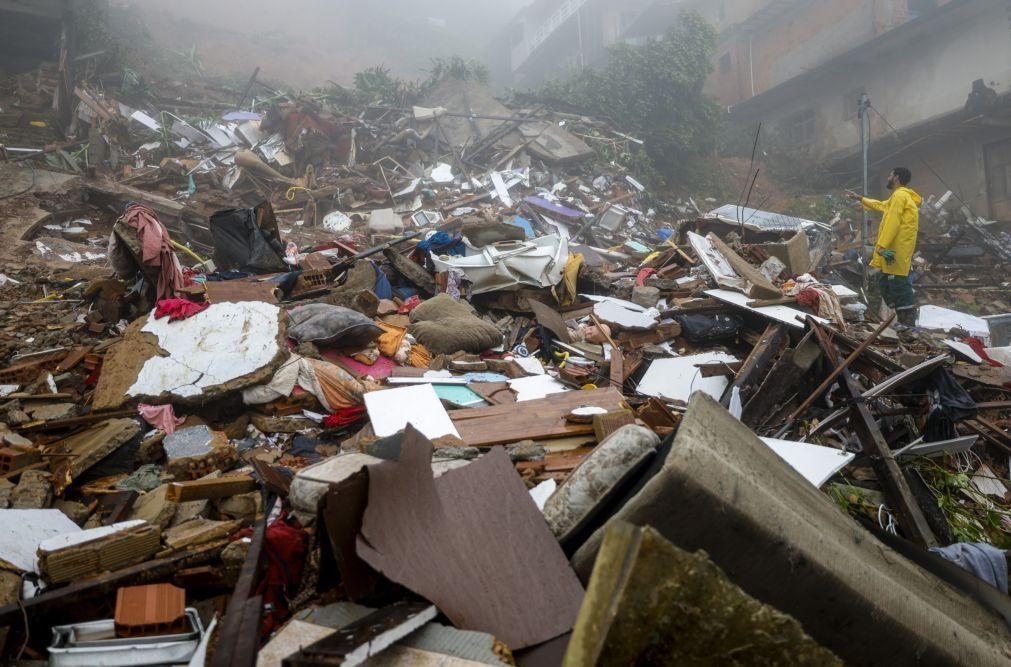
[111,0,532,88]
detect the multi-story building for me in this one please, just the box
[507,0,1011,220]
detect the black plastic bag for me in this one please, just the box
[209,201,287,273]
[674,313,744,343]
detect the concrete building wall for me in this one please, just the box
[755,1,1011,158]
[707,0,914,107]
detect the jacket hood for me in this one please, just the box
[896,186,922,205]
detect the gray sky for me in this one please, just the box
[113,0,532,88]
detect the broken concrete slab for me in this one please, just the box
[163,425,218,460]
[0,509,80,574]
[49,418,141,493]
[565,521,840,666]
[38,520,161,584]
[93,301,287,409]
[25,402,79,422]
[10,469,53,509]
[571,393,1011,665]
[129,484,177,530]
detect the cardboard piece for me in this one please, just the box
[356,426,584,649]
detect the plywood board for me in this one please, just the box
[449,387,624,447]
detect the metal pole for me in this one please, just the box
[859,93,870,291]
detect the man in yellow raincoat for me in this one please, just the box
[848,167,921,326]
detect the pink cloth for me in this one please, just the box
[122,204,186,301]
[155,298,210,322]
[138,404,185,434]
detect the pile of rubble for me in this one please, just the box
[2,59,1011,667]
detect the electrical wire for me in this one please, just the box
[877,504,899,535]
[15,573,29,661]
[0,165,37,200]
[866,102,977,217]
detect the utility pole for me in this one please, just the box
[858,93,871,291]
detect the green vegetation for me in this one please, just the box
[536,11,721,187]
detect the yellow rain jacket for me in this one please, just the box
[861,186,921,277]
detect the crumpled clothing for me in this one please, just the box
[154,298,210,322]
[444,267,467,299]
[121,204,187,300]
[793,285,847,330]
[930,542,1008,593]
[138,403,186,434]
[236,512,307,636]
[636,268,656,287]
[553,252,584,307]
[962,337,1004,367]
[377,322,408,357]
[409,343,433,368]
[398,294,422,314]
[323,406,367,429]
[417,231,466,271]
[243,354,373,411]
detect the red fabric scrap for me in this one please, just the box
[235,512,307,636]
[796,288,821,314]
[121,204,187,300]
[398,294,422,314]
[636,268,656,287]
[962,337,1004,367]
[323,405,367,429]
[154,298,210,322]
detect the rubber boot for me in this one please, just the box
[896,307,918,327]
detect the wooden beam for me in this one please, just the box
[211,509,268,667]
[811,320,938,548]
[720,323,788,407]
[165,475,258,502]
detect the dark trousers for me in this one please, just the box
[879,272,916,310]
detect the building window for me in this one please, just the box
[842,89,865,122]
[720,52,732,75]
[783,109,817,147]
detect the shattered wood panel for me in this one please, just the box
[204,280,280,304]
[49,418,140,493]
[449,387,624,447]
[356,426,584,649]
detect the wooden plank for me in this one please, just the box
[282,602,437,666]
[609,347,624,389]
[697,361,744,378]
[20,409,137,432]
[55,346,91,373]
[165,475,258,502]
[449,388,625,447]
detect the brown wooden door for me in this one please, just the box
[984,138,1011,220]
